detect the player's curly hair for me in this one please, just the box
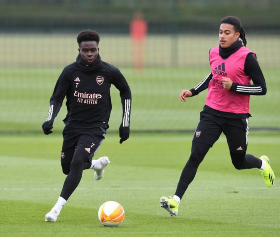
[77,29,100,45]
[221,16,247,47]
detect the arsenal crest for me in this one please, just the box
[96,76,104,85]
[195,130,201,138]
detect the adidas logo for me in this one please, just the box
[236,146,243,151]
[269,173,274,185]
[85,148,91,153]
[74,77,80,82]
[213,63,227,76]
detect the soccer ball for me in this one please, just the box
[98,201,125,227]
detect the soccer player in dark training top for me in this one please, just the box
[159,16,275,216]
[42,29,132,222]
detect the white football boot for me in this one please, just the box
[45,209,60,222]
[93,156,110,180]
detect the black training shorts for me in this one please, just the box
[60,126,106,167]
[192,111,249,153]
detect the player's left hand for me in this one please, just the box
[42,121,53,135]
[221,77,233,90]
[119,125,130,144]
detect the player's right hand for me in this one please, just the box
[42,121,53,135]
[180,90,192,102]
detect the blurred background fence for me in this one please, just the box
[0,0,279,133]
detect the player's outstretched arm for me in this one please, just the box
[181,73,212,102]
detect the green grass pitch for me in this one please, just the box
[0,33,279,236]
[0,132,279,237]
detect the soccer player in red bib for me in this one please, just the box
[160,16,275,216]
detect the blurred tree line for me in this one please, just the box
[0,0,279,33]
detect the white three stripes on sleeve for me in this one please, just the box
[194,73,211,90]
[122,99,131,127]
[236,85,262,93]
[46,105,53,121]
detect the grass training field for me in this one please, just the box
[0,33,279,236]
[0,132,280,237]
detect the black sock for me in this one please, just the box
[231,152,262,170]
[244,154,262,169]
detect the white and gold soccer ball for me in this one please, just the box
[98,201,125,227]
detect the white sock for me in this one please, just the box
[90,160,98,169]
[52,196,67,213]
[173,195,180,205]
[260,159,266,170]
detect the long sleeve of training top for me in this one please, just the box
[111,67,132,128]
[46,68,71,124]
[189,53,266,97]
[189,73,213,96]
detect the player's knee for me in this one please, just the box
[71,149,90,170]
[189,148,204,164]
[61,161,70,175]
[189,143,210,164]
[61,150,72,175]
[71,158,85,170]
[230,152,246,170]
[232,161,244,170]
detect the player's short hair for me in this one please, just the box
[77,29,100,46]
[220,16,247,46]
